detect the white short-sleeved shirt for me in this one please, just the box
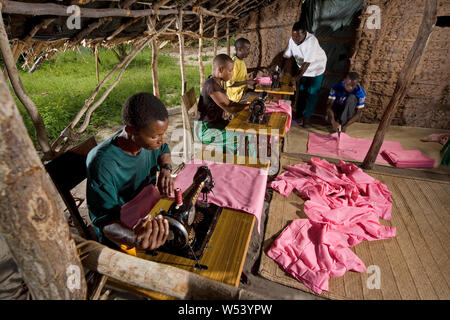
[283,32,327,77]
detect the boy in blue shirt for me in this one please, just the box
[86,92,173,250]
[326,72,366,132]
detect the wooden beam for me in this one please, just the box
[226,20,230,56]
[176,9,186,96]
[73,235,267,300]
[1,0,236,19]
[362,0,437,170]
[213,18,218,58]
[105,16,143,41]
[0,70,87,300]
[0,4,53,159]
[198,12,205,88]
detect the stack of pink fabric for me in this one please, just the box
[308,132,435,168]
[265,100,292,133]
[254,76,272,86]
[173,159,268,233]
[381,150,435,168]
[267,157,396,294]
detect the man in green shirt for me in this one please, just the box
[86,92,174,250]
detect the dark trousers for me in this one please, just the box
[332,94,358,126]
[295,73,324,119]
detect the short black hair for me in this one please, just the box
[122,92,168,131]
[347,72,360,81]
[213,53,234,71]
[292,21,307,32]
[235,38,250,49]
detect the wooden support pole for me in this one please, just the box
[94,45,99,85]
[73,235,267,300]
[0,72,87,300]
[362,0,437,170]
[106,17,143,41]
[226,20,230,56]
[176,9,186,96]
[0,5,53,159]
[198,12,205,89]
[148,16,160,98]
[213,18,219,58]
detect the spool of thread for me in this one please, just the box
[175,188,182,205]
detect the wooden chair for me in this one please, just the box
[44,136,108,299]
[180,87,198,162]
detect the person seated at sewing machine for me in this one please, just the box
[195,54,249,154]
[86,92,174,251]
[326,72,366,133]
[226,38,257,103]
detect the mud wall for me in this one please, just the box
[235,0,302,76]
[351,0,450,129]
[238,0,450,129]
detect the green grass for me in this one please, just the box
[10,46,212,148]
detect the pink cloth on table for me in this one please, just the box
[254,76,272,86]
[308,132,405,165]
[267,157,396,294]
[173,159,268,233]
[381,149,435,168]
[120,184,161,229]
[265,100,292,133]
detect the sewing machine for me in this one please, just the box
[156,166,222,265]
[271,65,281,89]
[247,91,269,125]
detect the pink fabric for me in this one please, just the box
[308,132,435,168]
[265,100,292,133]
[120,184,161,229]
[173,159,268,233]
[381,150,435,168]
[254,76,272,86]
[267,157,396,294]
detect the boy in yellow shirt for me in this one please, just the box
[226,38,257,102]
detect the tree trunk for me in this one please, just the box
[0,67,87,300]
[362,0,437,169]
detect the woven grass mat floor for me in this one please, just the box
[257,155,450,300]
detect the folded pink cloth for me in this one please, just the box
[120,184,161,229]
[265,100,292,133]
[173,159,268,233]
[381,150,435,168]
[268,157,396,294]
[254,76,272,86]
[308,132,435,168]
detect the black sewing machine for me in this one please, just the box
[248,91,269,125]
[156,166,222,266]
[271,65,281,89]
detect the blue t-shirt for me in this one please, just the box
[86,130,170,244]
[328,81,366,109]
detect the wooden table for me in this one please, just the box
[254,84,295,96]
[112,156,269,299]
[225,99,290,175]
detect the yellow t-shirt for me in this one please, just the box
[226,56,248,102]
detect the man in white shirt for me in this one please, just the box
[282,21,327,128]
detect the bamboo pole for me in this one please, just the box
[0,71,87,300]
[362,0,437,170]
[198,12,205,89]
[73,235,267,300]
[0,5,53,159]
[176,9,186,96]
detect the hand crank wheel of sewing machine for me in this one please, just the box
[163,215,190,248]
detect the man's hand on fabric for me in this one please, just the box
[158,168,174,197]
[331,120,340,132]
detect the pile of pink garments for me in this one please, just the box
[267,157,396,294]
